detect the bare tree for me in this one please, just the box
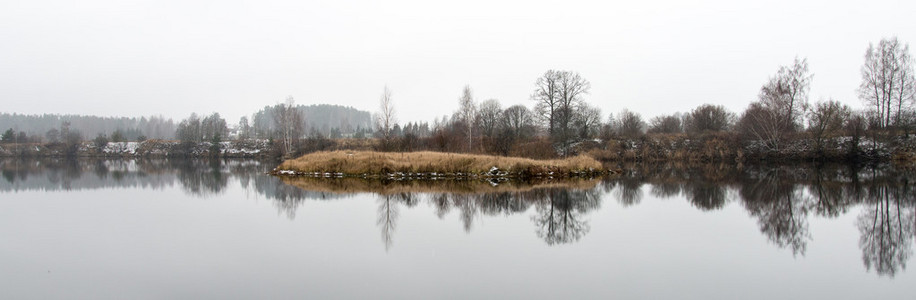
[738,102,783,151]
[457,85,477,152]
[807,99,851,152]
[273,96,303,156]
[376,86,396,149]
[176,113,201,143]
[574,103,602,139]
[554,71,591,148]
[532,70,562,135]
[760,57,812,132]
[648,114,683,134]
[201,112,228,143]
[741,58,812,150]
[615,109,645,139]
[476,99,502,138]
[686,104,732,133]
[501,104,535,140]
[859,37,916,129]
[532,70,591,154]
[238,116,251,140]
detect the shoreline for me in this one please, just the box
[270,151,609,179]
[0,139,273,159]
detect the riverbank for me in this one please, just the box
[270,151,607,179]
[0,139,273,158]
[582,134,916,164]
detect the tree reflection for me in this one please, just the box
[683,181,727,211]
[532,188,601,246]
[857,174,915,277]
[807,165,858,218]
[377,194,400,252]
[614,176,643,207]
[8,157,916,278]
[174,158,228,196]
[739,168,811,256]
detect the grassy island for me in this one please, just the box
[271,150,606,178]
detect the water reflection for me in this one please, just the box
[739,168,812,256]
[362,183,602,248]
[533,188,601,245]
[608,163,915,277]
[857,171,914,277]
[377,194,399,251]
[3,158,915,278]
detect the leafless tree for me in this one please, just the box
[574,103,602,139]
[859,37,916,129]
[532,70,591,137]
[376,86,396,149]
[686,104,732,133]
[532,70,562,135]
[457,85,477,151]
[176,113,201,143]
[531,70,591,154]
[201,112,228,142]
[501,104,535,140]
[741,58,812,150]
[807,99,851,152]
[615,109,646,138]
[648,114,683,134]
[555,72,591,147]
[599,114,616,141]
[237,116,251,140]
[476,99,502,138]
[738,102,783,151]
[761,57,812,131]
[273,96,303,156]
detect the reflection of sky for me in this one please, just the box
[0,160,915,299]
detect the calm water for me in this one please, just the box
[1,159,914,299]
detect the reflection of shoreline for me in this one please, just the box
[4,158,914,278]
[372,185,603,250]
[278,176,602,195]
[0,158,264,194]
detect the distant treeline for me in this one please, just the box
[0,104,373,144]
[248,103,373,139]
[2,37,915,163]
[0,113,177,142]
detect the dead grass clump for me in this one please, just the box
[274,150,604,177]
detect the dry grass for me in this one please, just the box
[274,150,604,177]
[279,176,601,195]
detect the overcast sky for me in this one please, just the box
[1,0,914,124]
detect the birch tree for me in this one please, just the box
[273,96,303,156]
[457,85,477,152]
[858,37,916,129]
[376,86,396,150]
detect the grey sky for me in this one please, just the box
[1,0,914,124]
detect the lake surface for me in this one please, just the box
[1,159,914,299]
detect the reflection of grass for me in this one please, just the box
[273,151,605,178]
[279,176,602,195]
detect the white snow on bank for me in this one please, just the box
[103,142,140,154]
